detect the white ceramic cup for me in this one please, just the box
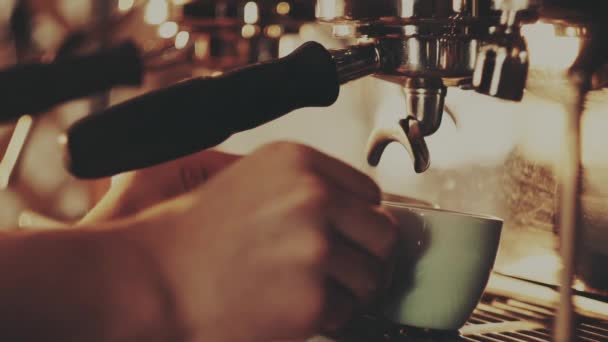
[379,201,503,331]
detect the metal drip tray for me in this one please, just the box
[313,276,608,342]
[461,293,608,341]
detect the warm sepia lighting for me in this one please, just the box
[244,1,259,24]
[487,274,608,320]
[265,25,283,38]
[276,1,291,15]
[522,22,581,69]
[315,0,337,19]
[144,0,169,25]
[0,115,33,189]
[564,26,578,37]
[241,24,257,38]
[211,71,223,77]
[452,0,465,12]
[57,134,68,146]
[515,90,608,167]
[0,1,15,23]
[333,24,355,37]
[500,254,562,283]
[158,21,178,38]
[32,14,65,50]
[118,0,135,12]
[399,0,416,17]
[174,31,190,49]
[194,38,209,59]
[18,210,68,230]
[59,0,92,26]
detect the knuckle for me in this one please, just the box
[263,142,315,166]
[259,141,293,153]
[368,181,382,203]
[298,175,332,207]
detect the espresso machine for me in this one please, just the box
[58,0,608,341]
[1,0,608,341]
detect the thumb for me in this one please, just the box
[173,149,242,192]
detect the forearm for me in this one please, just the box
[0,220,180,342]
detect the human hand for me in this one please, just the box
[80,149,240,224]
[126,142,399,341]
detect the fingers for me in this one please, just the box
[320,279,356,335]
[329,197,398,262]
[322,195,398,322]
[243,142,397,336]
[382,193,436,208]
[258,142,380,203]
[127,149,241,195]
[168,150,242,193]
[178,149,241,178]
[326,232,384,304]
[317,176,397,331]
[306,149,381,204]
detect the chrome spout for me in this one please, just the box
[366,117,431,174]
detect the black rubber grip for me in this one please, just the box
[65,41,340,179]
[0,41,143,122]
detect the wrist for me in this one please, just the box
[121,195,241,341]
[97,211,188,341]
[114,196,219,341]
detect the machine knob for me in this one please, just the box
[473,28,529,101]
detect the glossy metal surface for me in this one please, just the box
[367,117,430,173]
[180,0,317,67]
[403,77,447,136]
[317,0,496,81]
[472,5,529,100]
[316,0,493,23]
[472,31,529,101]
[330,37,479,80]
[330,43,381,84]
[376,37,479,79]
[317,0,486,174]
[364,77,446,172]
[329,46,446,172]
[318,1,608,340]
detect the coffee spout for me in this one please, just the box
[366,118,430,173]
[366,77,450,173]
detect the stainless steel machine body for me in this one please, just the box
[314,0,608,340]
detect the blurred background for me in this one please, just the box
[0,0,374,227]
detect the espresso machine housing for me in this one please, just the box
[316,0,607,340]
[311,1,607,341]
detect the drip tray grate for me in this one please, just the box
[328,292,608,341]
[460,293,608,342]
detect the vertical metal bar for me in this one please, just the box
[553,71,587,342]
[91,0,113,112]
[0,115,33,189]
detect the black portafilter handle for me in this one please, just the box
[0,41,143,123]
[64,41,381,179]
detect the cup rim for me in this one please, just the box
[381,200,504,223]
